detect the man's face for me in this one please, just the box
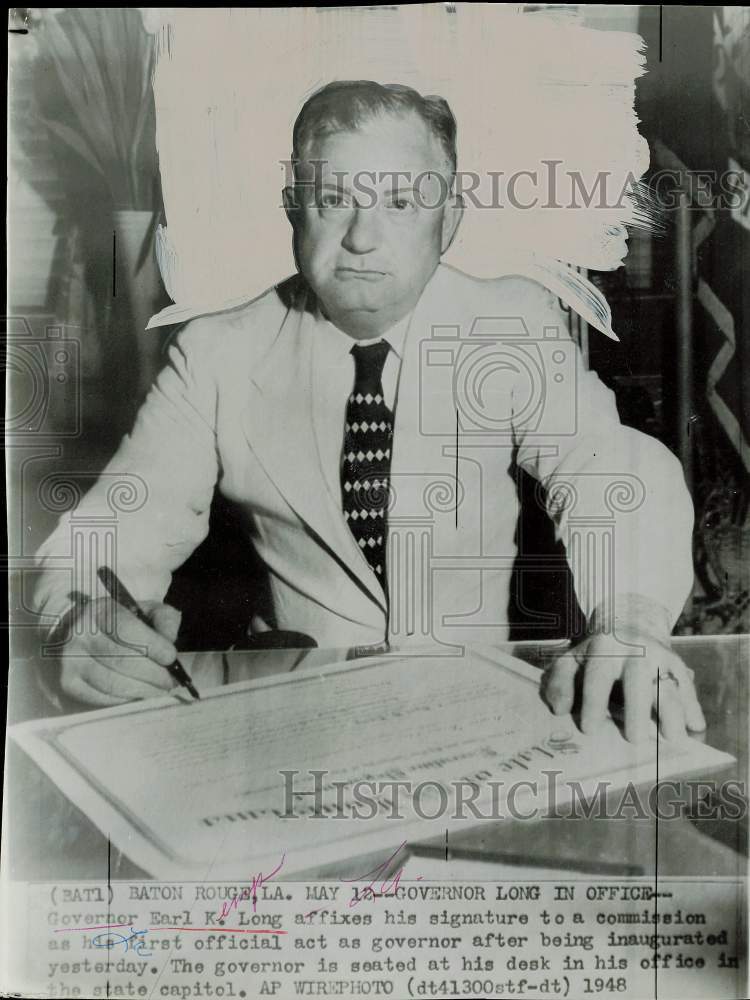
[286,112,461,339]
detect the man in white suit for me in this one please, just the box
[33,81,705,742]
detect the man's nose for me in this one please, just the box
[341,206,382,254]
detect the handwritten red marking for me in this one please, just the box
[216,852,286,922]
[341,840,417,908]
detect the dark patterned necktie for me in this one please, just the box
[341,340,393,591]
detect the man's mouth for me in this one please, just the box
[335,267,388,281]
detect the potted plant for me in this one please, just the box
[35,8,163,400]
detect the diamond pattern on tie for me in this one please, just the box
[341,340,393,589]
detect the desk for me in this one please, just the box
[4,636,748,880]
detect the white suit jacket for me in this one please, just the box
[33,264,694,651]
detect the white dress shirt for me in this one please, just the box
[32,265,694,651]
[312,307,413,498]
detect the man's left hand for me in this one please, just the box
[542,626,706,744]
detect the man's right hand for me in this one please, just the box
[55,597,182,706]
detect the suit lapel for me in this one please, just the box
[242,296,387,612]
[241,265,466,617]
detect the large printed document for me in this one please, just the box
[9,647,735,879]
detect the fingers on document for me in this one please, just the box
[63,656,174,706]
[580,658,623,735]
[94,600,178,667]
[621,659,657,743]
[672,662,707,734]
[653,660,706,739]
[543,655,578,715]
[62,678,133,707]
[144,601,183,644]
[98,651,176,690]
[546,644,707,744]
[655,679,687,741]
[622,655,705,743]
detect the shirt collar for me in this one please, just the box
[314,303,413,362]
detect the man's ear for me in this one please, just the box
[282,185,299,227]
[440,192,463,254]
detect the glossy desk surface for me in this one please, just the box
[4,635,748,880]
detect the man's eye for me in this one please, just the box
[318,193,347,209]
[387,197,415,212]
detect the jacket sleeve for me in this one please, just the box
[508,278,695,630]
[32,318,220,632]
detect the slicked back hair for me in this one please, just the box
[292,80,457,175]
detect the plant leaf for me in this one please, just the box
[39,117,106,176]
[42,14,120,166]
[42,11,132,205]
[131,48,156,170]
[94,9,130,126]
[67,10,128,169]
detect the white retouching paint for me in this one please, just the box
[142,5,652,338]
